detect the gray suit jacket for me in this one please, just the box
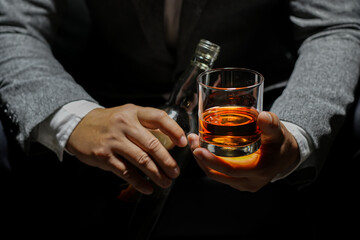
[0,0,359,186]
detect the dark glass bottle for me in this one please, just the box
[121,39,220,239]
[154,39,221,147]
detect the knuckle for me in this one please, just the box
[123,103,135,109]
[146,137,162,152]
[157,109,168,119]
[159,154,177,170]
[121,104,137,113]
[136,152,152,167]
[121,168,134,180]
[163,157,177,168]
[92,147,111,160]
[110,107,135,125]
[111,112,129,125]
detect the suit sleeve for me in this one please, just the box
[270,0,360,187]
[0,0,96,151]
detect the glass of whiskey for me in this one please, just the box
[197,68,264,158]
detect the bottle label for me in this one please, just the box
[149,129,175,150]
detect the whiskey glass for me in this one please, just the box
[197,68,264,158]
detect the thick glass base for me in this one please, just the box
[200,138,261,157]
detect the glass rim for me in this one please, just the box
[197,67,264,90]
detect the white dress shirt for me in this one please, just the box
[33,100,103,160]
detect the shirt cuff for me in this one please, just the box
[271,121,314,182]
[34,100,103,161]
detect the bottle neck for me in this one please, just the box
[166,59,214,113]
[165,39,220,113]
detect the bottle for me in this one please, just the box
[120,39,220,239]
[152,39,221,149]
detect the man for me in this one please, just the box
[0,0,359,238]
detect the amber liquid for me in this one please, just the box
[199,106,261,157]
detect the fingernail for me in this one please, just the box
[190,139,198,150]
[193,148,203,161]
[179,135,188,147]
[172,166,180,177]
[264,112,272,122]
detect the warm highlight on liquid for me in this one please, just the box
[199,106,261,148]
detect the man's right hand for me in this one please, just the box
[66,104,188,195]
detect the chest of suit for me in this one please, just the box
[64,0,295,106]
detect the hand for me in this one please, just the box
[66,104,188,195]
[188,111,300,192]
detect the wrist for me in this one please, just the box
[34,100,103,161]
[271,120,312,182]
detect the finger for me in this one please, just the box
[106,155,154,195]
[194,159,257,192]
[150,129,176,150]
[198,162,237,185]
[125,125,180,179]
[257,111,283,144]
[192,148,255,178]
[113,138,174,188]
[137,107,188,147]
[195,156,266,192]
[188,133,259,168]
[191,148,221,179]
[187,133,200,152]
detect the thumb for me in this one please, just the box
[257,111,283,144]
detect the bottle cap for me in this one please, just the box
[196,39,220,62]
[193,39,220,70]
